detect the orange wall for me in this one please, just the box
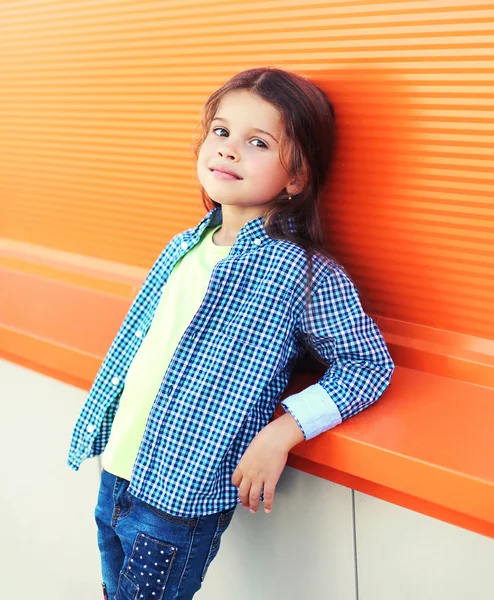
[1,0,493,340]
[1,1,494,538]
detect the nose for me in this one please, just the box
[217,141,239,161]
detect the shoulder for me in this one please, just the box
[268,238,349,284]
[147,228,192,273]
[267,238,307,270]
[163,226,195,252]
[265,239,353,315]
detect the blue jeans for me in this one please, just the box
[94,469,237,599]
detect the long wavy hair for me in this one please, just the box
[193,67,355,366]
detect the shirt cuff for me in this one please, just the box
[280,383,343,441]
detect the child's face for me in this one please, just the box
[197,89,295,215]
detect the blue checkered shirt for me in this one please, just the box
[67,206,395,517]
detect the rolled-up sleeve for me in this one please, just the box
[281,266,395,441]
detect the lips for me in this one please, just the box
[209,166,242,180]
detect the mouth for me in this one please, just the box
[209,167,243,180]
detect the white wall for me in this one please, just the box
[1,358,492,600]
[0,358,102,599]
[354,492,494,600]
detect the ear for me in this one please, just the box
[286,177,304,196]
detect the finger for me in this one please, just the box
[238,478,252,509]
[248,481,263,514]
[232,465,246,488]
[263,481,276,514]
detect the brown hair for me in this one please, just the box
[193,67,357,359]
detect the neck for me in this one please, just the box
[213,204,266,246]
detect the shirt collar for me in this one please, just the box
[189,205,297,253]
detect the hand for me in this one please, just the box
[231,413,304,515]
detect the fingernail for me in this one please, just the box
[265,508,271,514]
[250,509,256,514]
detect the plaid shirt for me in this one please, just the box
[67,206,394,517]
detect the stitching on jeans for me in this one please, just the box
[115,571,139,600]
[200,518,221,583]
[147,503,198,528]
[119,489,133,519]
[200,508,235,582]
[176,516,201,592]
[126,533,177,600]
[111,475,120,529]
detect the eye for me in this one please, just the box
[212,127,228,137]
[211,127,268,149]
[251,138,268,149]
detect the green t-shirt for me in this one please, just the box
[102,224,231,480]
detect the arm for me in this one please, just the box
[232,265,394,514]
[281,265,395,442]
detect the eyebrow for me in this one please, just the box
[211,117,279,144]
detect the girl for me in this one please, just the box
[67,67,395,600]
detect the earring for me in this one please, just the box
[288,195,292,200]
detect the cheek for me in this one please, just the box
[196,145,211,186]
[259,156,289,186]
[197,141,208,164]
[197,142,214,175]
[200,135,218,154]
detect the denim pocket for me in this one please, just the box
[200,506,236,582]
[120,532,178,600]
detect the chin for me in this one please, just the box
[208,197,238,206]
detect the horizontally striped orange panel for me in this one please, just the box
[1,0,493,339]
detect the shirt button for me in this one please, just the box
[253,238,261,245]
[86,424,95,433]
[181,241,188,250]
[135,330,143,338]
[111,376,120,385]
